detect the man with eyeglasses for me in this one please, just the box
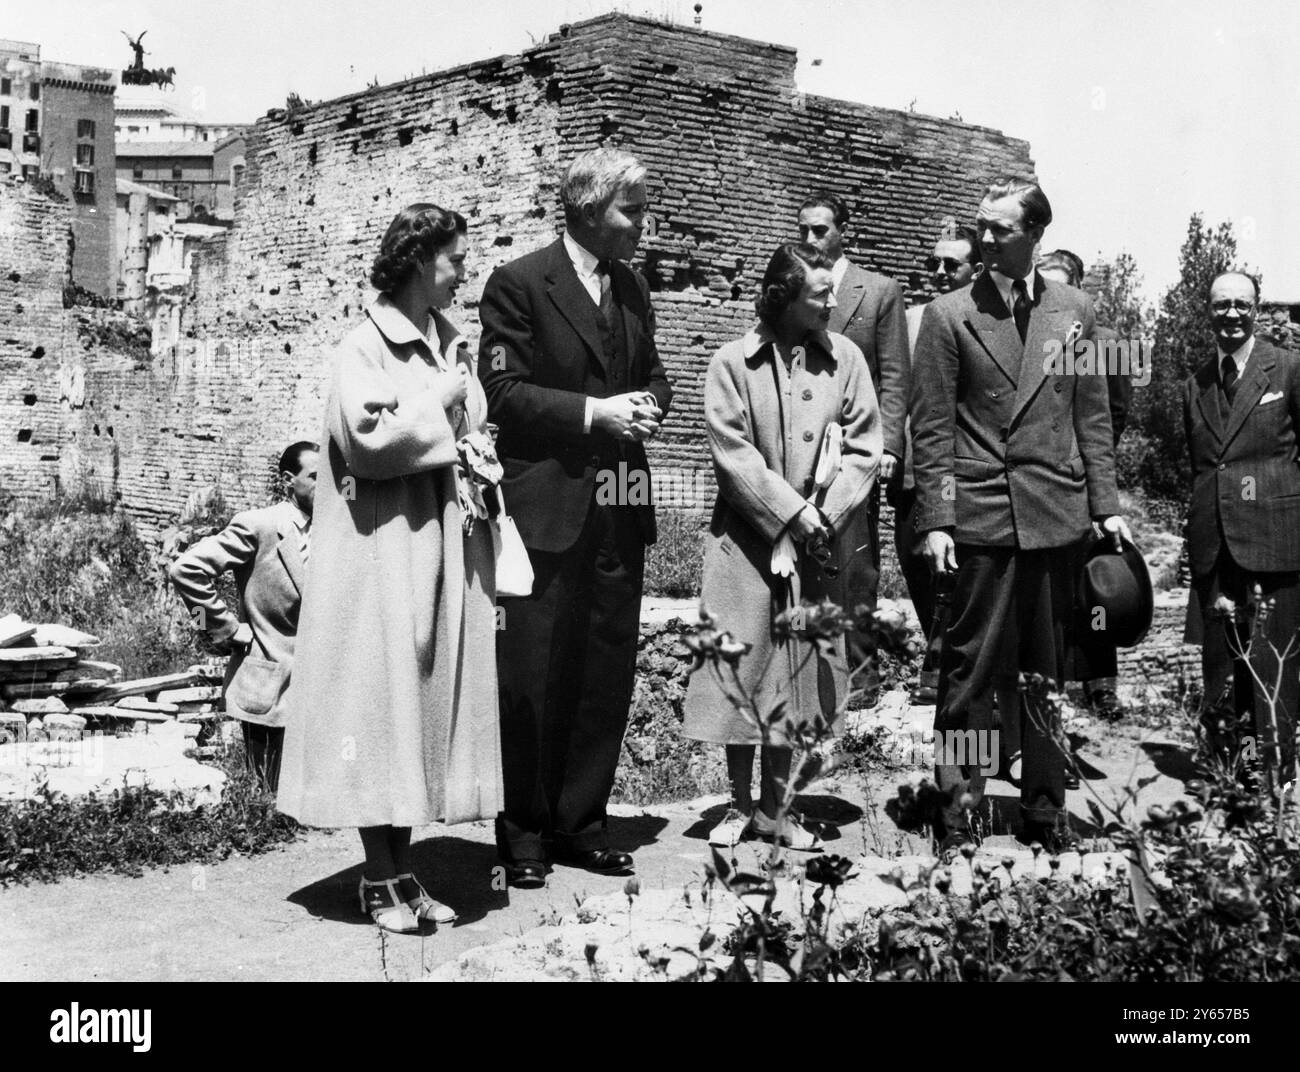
[911,177,1128,854]
[1184,271,1300,785]
[797,192,910,708]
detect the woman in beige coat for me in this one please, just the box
[277,204,502,933]
[683,242,881,851]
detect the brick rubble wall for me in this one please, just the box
[48,14,1035,535]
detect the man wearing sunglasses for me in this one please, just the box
[797,192,910,708]
[1184,271,1300,785]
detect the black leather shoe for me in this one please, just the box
[555,848,634,875]
[504,861,547,889]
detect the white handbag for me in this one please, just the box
[490,484,534,598]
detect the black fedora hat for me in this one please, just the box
[1079,535,1154,648]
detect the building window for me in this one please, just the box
[0,78,10,95]
[127,124,139,134]
[21,164,38,181]
[0,105,8,128]
[132,164,143,179]
[75,143,94,166]
[172,165,183,179]
[0,162,11,175]
[29,83,40,101]
[77,119,95,139]
[22,132,39,154]
[25,110,38,132]
[0,131,10,150]
[73,169,94,196]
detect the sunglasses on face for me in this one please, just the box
[925,257,966,274]
[1210,299,1255,315]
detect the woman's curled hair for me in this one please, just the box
[755,242,833,328]
[370,203,467,293]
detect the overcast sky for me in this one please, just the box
[12,0,1298,302]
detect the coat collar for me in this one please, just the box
[367,295,467,369]
[741,322,837,363]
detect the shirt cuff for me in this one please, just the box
[584,396,595,434]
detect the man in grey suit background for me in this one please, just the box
[911,178,1130,852]
[899,224,983,704]
[170,441,318,792]
[1185,271,1300,784]
[797,192,910,705]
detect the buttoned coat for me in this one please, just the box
[911,271,1119,549]
[169,500,306,728]
[276,298,502,828]
[682,327,882,744]
[1183,338,1300,578]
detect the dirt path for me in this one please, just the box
[0,722,1189,982]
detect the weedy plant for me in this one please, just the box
[677,598,1300,981]
[0,739,300,885]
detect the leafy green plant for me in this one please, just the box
[643,510,704,598]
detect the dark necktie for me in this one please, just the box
[1012,278,1030,344]
[1221,355,1239,406]
[596,260,613,320]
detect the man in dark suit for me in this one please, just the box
[1184,271,1300,784]
[170,441,317,792]
[911,178,1129,852]
[479,148,673,888]
[797,192,910,704]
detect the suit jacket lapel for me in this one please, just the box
[1011,277,1061,421]
[544,240,608,373]
[965,272,1020,387]
[274,503,306,597]
[1222,342,1274,449]
[1194,358,1224,443]
[829,263,866,335]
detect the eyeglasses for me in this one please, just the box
[1210,299,1255,314]
[925,256,966,274]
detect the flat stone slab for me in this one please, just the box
[0,723,226,807]
[156,686,222,704]
[115,696,180,715]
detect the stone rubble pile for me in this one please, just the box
[0,612,229,747]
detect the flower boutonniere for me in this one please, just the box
[1063,320,1084,349]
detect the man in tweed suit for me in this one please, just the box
[797,192,910,704]
[911,178,1129,852]
[1185,271,1300,783]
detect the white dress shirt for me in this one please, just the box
[1217,333,1256,383]
[563,231,607,433]
[829,254,849,293]
[988,266,1039,315]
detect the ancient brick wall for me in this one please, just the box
[0,181,73,500]
[51,14,1033,534]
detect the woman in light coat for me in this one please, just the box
[683,242,881,851]
[277,204,502,933]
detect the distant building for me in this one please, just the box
[114,94,245,221]
[211,131,245,220]
[115,96,242,143]
[1,38,119,297]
